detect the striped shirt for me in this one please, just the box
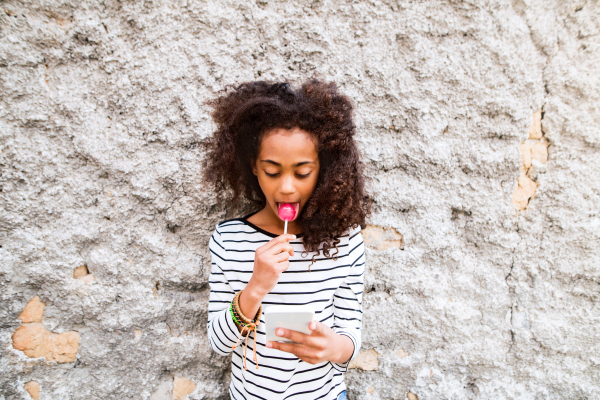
[207,214,365,400]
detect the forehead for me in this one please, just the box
[259,127,318,160]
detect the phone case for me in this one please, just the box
[264,305,314,343]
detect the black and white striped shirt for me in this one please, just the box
[207,215,365,400]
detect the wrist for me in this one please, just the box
[238,281,266,322]
[245,279,269,300]
[331,333,354,364]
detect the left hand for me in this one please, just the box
[266,321,353,365]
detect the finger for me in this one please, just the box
[267,341,310,358]
[302,358,319,365]
[276,260,290,272]
[285,242,294,256]
[268,242,295,257]
[272,251,290,263]
[276,328,311,346]
[266,342,321,364]
[309,321,320,333]
[264,234,297,251]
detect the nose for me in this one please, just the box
[279,174,295,195]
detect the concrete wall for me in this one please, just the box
[1,0,599,399]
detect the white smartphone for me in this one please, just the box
[264,305,314,343]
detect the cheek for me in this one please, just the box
[256,174,269,190]
[256,174,277,198]
[303,173,320,195]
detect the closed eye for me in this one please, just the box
[265,172,311,178]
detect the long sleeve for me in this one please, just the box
[206,226,242,356]
[331,227,365,372]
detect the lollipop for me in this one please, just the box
[278,203,297,235]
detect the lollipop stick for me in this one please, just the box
[284,220,288,235]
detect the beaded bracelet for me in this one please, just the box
[229,303,242,326]
[229,290,262,370]
[232,290,262,326]
[229,300,258,329]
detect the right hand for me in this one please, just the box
[247,234,296,298]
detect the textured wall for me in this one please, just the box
[1,0,599,399]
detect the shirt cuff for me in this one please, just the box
[208,306,243,356]
[331,329,360,373]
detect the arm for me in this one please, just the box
[331,228,365,370]
[206,228,246,355]
[236,234,296,330]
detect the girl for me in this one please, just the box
[203,80,370,400]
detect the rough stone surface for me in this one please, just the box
[149,378,173,400]
[72,265,95,283]
[12,324,80,363]
[22,381,39,400]
[172,377,197,400]
[396,348,408,359]
[362,225,404,251]
[512,171,538,210]
[528,110,542,140]
[0,0,598,399]
[17,297,45,324]
[11,297,80,363]
[349,349,381,371]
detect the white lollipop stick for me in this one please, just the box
[284,220,288,235]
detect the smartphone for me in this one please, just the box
[264,305,314,343]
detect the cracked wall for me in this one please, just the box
[1,0,599,399]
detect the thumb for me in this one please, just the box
[309,321,321,334]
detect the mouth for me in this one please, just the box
[276,202,300,221]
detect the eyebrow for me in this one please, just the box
[260,159,316,167]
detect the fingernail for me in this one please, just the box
[266,342,273,348]
[276,329,283,336]
[292,235,296,239]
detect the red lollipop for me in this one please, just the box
[278,203,296,221]
[278,203,297,234]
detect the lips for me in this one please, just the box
[277,202,300,221]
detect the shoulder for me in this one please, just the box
[329,225,363,249]
[217,218,243,228]
[348,224,363,238]
[210,216,263,249]
[343,225,364,258]
[213,217,247,233]
[328,225,363,257]
[210,218,245,244]
[344,224,364,244]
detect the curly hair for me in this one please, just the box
[203,79,371,261]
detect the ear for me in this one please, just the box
[251,158,257,176]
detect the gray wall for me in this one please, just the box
[1,0,599,399]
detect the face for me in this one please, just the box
[252,127,320,222]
